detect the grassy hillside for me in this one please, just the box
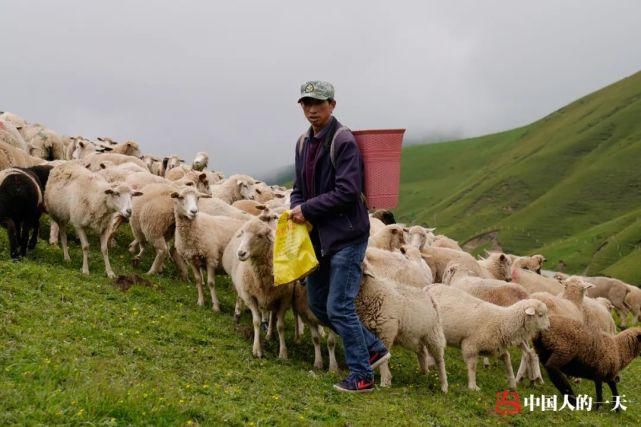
[397,71,641,283]
[2,230,641,425]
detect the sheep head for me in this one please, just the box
[521,300,550,337]
[235,218,274,262]
[171,187,209,220]
[104,184,142,219]
[408,225,428,250]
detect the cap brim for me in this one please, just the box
[297,94,329,103]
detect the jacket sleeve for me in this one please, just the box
[290,137,304,209]
[300,135,362,221]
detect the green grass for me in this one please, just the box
[2,227,641,426]
[395,70,641,283]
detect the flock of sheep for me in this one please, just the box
[2,111,641,411]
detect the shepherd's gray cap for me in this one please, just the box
[298,81,335,102]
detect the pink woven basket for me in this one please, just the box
[353,129,405,209]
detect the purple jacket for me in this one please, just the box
[290,117,370,257]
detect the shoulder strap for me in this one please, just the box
[329,126,350,168]
[296,133,306,157]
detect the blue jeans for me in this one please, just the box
[306,240,386,379]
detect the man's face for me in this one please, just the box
[300,98,336,129]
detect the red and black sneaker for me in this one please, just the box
[369,349,391,370]
[333,374,375,393]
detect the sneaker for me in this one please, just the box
[369,349,391,370]
[333,374,375,393]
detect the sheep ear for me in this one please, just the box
[102,146,113,152]
[362,259,375,278]
[256,205,266,211]
[275,193,285,198]
[132,191,143,197]
[390,228,398,234]
[525,307,536,316]
[256,188,262,194]
[79,141,86,148]
[400,246,407,255]
[198,193,212,198]
[583,282,595,289]
[500,254,507,261]
[99,163,107,169]
[403,227,409,233]
[198,173,207,182]
[170,192,180,199]
[104,188,115,195]
[237,180,243,187]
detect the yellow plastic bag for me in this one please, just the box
[273,210,319,286]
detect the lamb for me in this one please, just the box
[0,167,51,259]
[622,285,641,326]
[511,267,563,294]
[192,151,209,171]
[364,246,433,288]
[291,281,338,372]
[45,162,142,278]
[420,246,485,283]
[224,217,293,359]
[1,141,45,170]
[368,224,407,251]
[368,216,386,236]
[583,276,632,317]
[209,174,259,203]
[427,284,549,390]
[355,266,448,391]
[172,187,245,311]
[533,316,641,410]
[0,119,28,151]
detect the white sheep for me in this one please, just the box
[209,174,260,204]
[223,217,293,359]
[84,152,148,172]
[172,187,245,311]
[512,267,563,294]
[364,246,433,288]
[45,162,141,278]
[407,225,436,250]
[427,284,550,390]
[1,141,45,170]
[356,265,448,391]
[420,246,484,283]
[192,151,209,171]
[368,224,407,251]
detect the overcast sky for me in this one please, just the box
[2,1,641,178]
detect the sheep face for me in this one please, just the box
[104,185,141,219]
[72,140,97,159]
[257,206,278,228]
[408,226,427,249]
[383,224,407,249]
[237,180,258,200]
[522,300,550,336]
[164,156,183,172]
[171,189,200,220]
[236,219,274,262]
[192,152,209,171]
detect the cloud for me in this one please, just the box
[2,0,640,176]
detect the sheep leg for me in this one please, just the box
[529,351,544,384]
[461,342,480,391]
[107,214,124,248]
[234,297,245,324]
[19,220,30,256]
[2,218,20,259]
[500,351,517,390]
[168,245,189,280]
[191,263,205,306]
[59,225,70,262]
[75,227,91,275]
[276,305,288,359]
[147,238,168,275]
[49,220,59,246]
[606,380,621,412]
[205,263,220,312]
[543,363,575,405]
[100,230,116,279]
[595,380,603,410]
[377,334,396,387]
[27,217,39,250]
[417,346,429,374]
[310,325,323,369]
[424,339,448,393]
[265,311,276,340]
[327,330,338,373]
[128,239,139,254]
[483,357,491,368]
[247,302,262,358]
[515,349,528,384]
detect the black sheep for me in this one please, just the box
[0,165,53,258]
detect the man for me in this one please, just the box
[290,80,390,393]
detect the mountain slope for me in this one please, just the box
[397,71,641,283]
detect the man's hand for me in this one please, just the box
[290,205,306,224]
